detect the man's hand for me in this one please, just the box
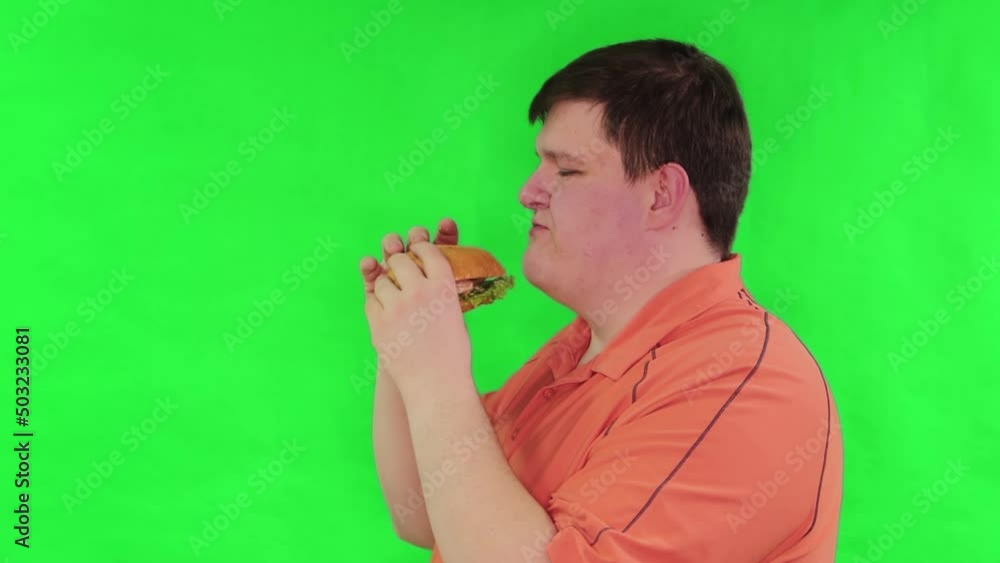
[359,219,471,391]
[360,219,556,563]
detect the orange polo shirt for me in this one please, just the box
[429,254,842,562]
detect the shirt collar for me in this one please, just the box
[539,254,745,381]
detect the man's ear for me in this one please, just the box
[646,162,691,230]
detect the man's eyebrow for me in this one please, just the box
[535,148,589,165]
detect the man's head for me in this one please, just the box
[518,39,751,312]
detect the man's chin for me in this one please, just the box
[521,248,553,291]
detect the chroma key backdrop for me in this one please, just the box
[1,0,998,561]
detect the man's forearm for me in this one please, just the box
[396,374,556,563]
[372,373,434,547]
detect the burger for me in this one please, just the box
[386,245,514,312]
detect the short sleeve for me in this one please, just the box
[543,365,834,562]
[481,390,502,423]
[481,389,496,406]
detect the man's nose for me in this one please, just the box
[518,171,549,210]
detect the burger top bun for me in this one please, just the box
[385,245,506,285]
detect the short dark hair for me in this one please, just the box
[528,39,751,257]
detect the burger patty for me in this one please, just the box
[456,280,475,294]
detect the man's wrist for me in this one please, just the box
[393,371,480,417]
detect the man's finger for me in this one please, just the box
[407,226,430,248]
[382,233,404,261]
[363,289,383,317]
[386,252,426,288]
[433,218,459,245]
[373,274,400,308]
[360,256,384,293]
[409,241,453,282]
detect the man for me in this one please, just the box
[360,39,842,562]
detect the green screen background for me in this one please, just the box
[2,0,998,561]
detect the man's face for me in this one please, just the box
[518,100,648,306]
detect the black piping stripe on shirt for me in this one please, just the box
[632,347,656,403]
[737,290,831,535]
[787,329,833,537]
[602,347,659,438]
[806,378,832,536]
[588,311,772,547]
[738,289,762,311]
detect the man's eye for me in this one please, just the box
[557,170,580,177]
